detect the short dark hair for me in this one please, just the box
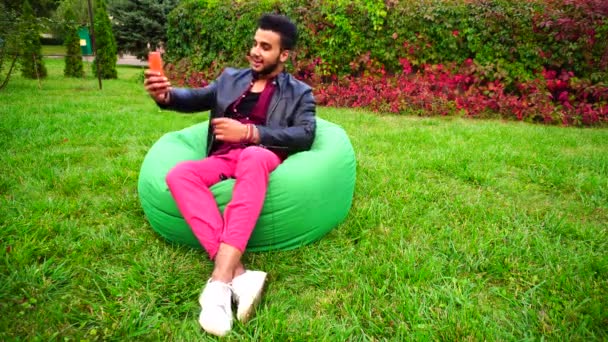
[258,14,297,51]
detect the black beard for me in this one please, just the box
[254,56,281,76]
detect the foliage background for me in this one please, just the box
[163,0,607,126]
[166,0,608,85]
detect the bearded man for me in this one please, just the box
[143,14,316,337]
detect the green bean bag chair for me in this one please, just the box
[138,118,356,252]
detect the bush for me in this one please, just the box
[63,8,84,78]
[314,60,608,125]
[164,0,608,125]
[92,0,117,79]
[167,0,607,83]
[534,0,608,83]
[166,0,277,75]
[20,0,47,79]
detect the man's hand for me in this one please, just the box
[144,70,171,104]
[211,118,248,143]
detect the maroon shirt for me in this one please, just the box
[212,78,285,159]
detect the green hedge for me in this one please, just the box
[166,0,608,85]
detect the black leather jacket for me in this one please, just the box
[160,68,316,156]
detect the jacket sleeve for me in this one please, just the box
[157,80,218,113]
[256,88,316,153]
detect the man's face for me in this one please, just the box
[249,29,289,76]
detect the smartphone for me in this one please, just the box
[148,51,164,76]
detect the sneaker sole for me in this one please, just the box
[237,273,267,323]
[199,312,230,337]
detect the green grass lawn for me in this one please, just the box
[1,58,607,341]
[42,45,67,56]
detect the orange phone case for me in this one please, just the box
[148,52,164,76]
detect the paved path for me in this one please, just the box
[118,55,148,66]
[83,54,148,67]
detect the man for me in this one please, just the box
[143,14,316,336]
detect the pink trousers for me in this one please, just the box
[166,146,281,259]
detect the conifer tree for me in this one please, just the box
[111,0,179,60]
[20,0,47,79]
[63,7,84,78]
[92,0,117,79]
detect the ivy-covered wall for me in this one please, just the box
[166,0,608,85]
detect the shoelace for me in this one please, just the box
[203,282,233,310]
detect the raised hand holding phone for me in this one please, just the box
[144,52,171,104]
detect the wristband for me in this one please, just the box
[241,124,250,143]
[252,125,260,144]
[247,124,255,143]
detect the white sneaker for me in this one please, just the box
[198,280,233,337]
[231,270,267,323]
